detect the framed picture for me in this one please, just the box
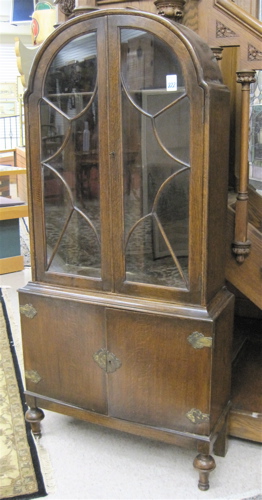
[0,83,17,100]
[0,101,17,117]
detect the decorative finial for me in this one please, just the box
[53,0,76,16]
[154,0,185,22]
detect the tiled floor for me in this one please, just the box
[1,269,261,500]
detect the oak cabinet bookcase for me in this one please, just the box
[19,8,234,490]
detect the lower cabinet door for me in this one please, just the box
[19,293,107,414]
[106,309,212,435]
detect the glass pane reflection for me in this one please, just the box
[121,29,190,288]
[42,33,100,278]
[249,70,262,195]
[44,32,97,110]
[46,208,101,277]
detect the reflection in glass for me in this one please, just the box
[121,29,190,288]
[42,32,100,277]
[40,101,69,161]
[249,70,262,195]
[44,32,97,108]
[46,208,101,277]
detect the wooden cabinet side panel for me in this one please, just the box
[210,294,234,430]
[205,87,230,303]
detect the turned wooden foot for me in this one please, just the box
[25,407,45,437]
[193,454,216,491]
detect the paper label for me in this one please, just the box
[166,74,177,91]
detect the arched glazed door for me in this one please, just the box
[26,12,211,305]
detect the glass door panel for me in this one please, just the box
[42,32,101,277]
[121,29,190,289]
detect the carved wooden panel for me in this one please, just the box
[197,0,262,71]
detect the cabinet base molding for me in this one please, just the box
[25,391,231,491]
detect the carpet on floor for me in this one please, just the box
[0,289,46,500]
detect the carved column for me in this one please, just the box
[154,0,186,21]
[54,0,97,19]
[211,47,223,69]
[232,70,256,263]
[54,0,76,22]
[74,0,97,14]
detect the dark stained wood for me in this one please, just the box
[204,86,231,303]
[20,291,108,413]
[220,47,238,190]
[248,186,262,232]
[22,392,216,450]
[209,292,235,429]
[226,205,262,309]
[107,309,212,433]
[231,318,261,407]
[229,410,262,442]
[25,407,45,438]
[229,325,262,442]
[19,9,234,490]
[193,454,216,491]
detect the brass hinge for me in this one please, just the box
[20,304,37,319]
[93,348,122,373]
[186,408,210,424]
[25,370,42,384]
[187,331,212,349]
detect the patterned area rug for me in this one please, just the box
[0,289,46,500]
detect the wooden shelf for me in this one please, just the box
[0,255,24,275]
[47,92,93,97]
[0,166,26,176]
[229,318,262,443]
[0,204,28,221]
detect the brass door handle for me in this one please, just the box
[93,348,122,373]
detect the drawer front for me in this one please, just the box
[19,292,107,414]
[107,309,213,435]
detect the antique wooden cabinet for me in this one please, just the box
[19,8,234,490]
